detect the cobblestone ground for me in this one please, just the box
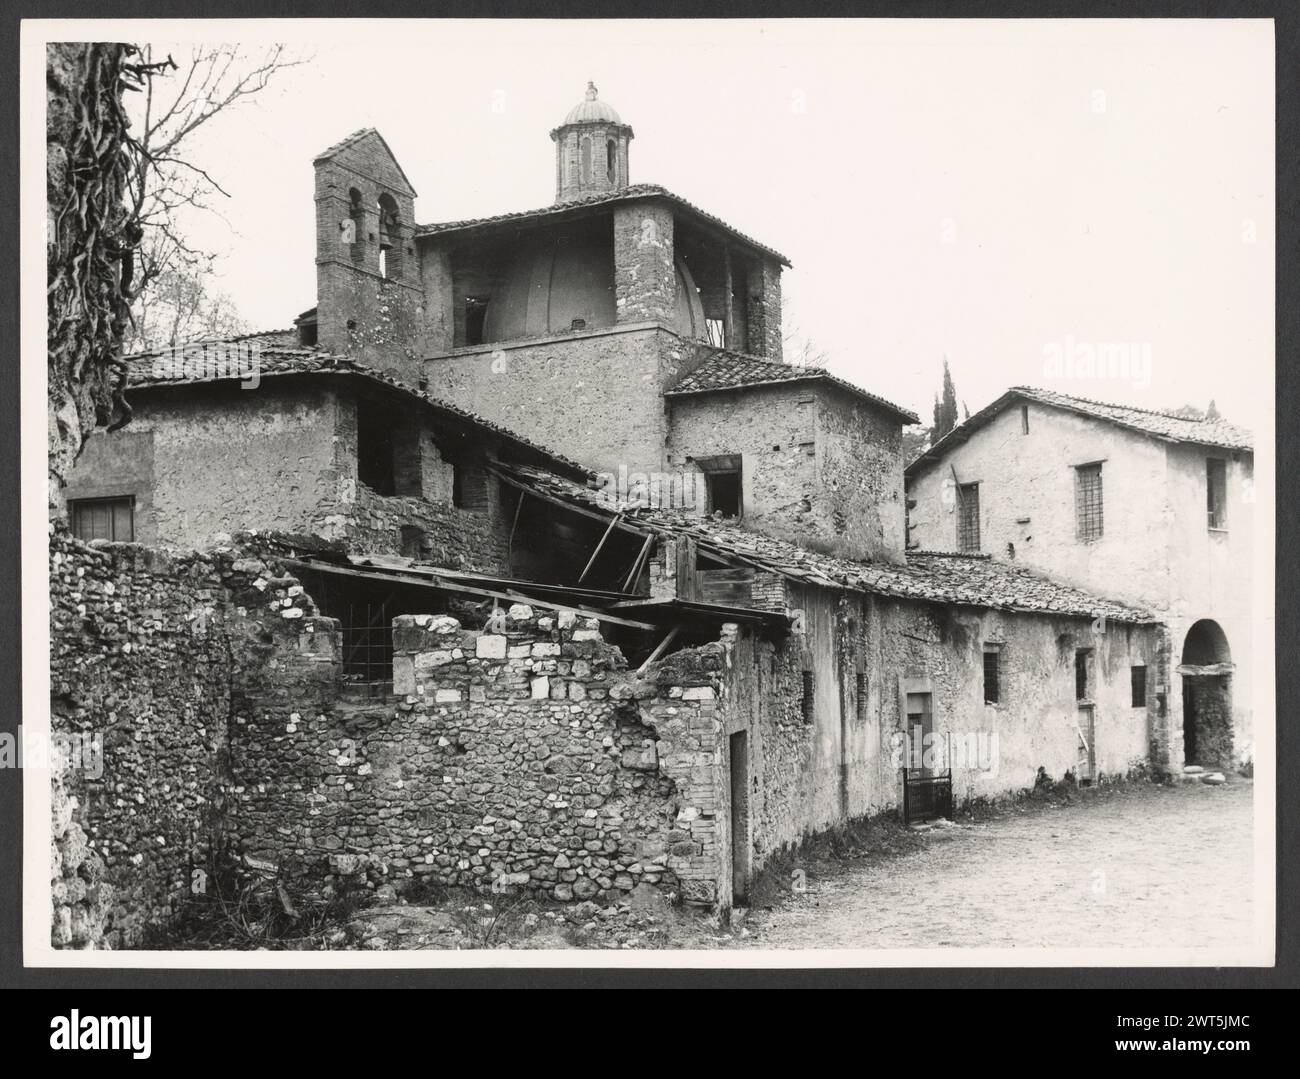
[737,779,1256,951]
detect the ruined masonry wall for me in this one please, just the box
[48,529,331,948]
[231,603,736,908]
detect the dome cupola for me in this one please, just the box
[551,82,633,203]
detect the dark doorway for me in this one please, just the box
[729,731,750,906]
[1180,619,1233,768]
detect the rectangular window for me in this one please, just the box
[1020,404,1030,434]
[69,496,134,542]
[1075,463,1104,542]
[705,318,725,349]
[801,670,814,725]
[855,671,867,721]
[464,296,489,346]
[698,455,744,519]
[1207,458,1227,529]
[1130,665,1147,708]
[356,400,396,496]
[957,482,980,551]
[1075,648,1093,702]
[983,647,1001,704]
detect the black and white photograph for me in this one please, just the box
[11,10,1288,1001]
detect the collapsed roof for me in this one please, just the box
[494,463,1155,624]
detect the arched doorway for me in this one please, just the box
[1180,619,1233,767]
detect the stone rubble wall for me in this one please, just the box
[48,528,330,948]
[231,601,738,908]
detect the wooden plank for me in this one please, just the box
[490,469,648,537]
[675,535,699,601]
[636,625,682,676]
[577,513,622,584]
[505,486,526,572]
[622,534,655,592]
[286,558,658,630]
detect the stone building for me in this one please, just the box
[905,386,1254,772]
[53,87,1177,944]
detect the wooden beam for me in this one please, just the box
[577,513,622,584]
[287,558,658,630]
[490,469,647,537]
[622,533,655,592]
[506,486,526,573]
[636,625,682,676]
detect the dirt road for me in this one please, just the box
[738,780,1256,951]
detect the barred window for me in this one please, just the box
[801,670,814,724]
[855,671,867,721]
[1207,458,1227,529]
[957,482,981,552]
[1075,463,1104,542]
[983,647,1001,704]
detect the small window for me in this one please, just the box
[607,139,617,183]
[855,671,867,721]
[400,525,426,560]
[1020,404,1030,434]
[451,463,488,510]
[464,296,489,346]
[801,670,814,724]
[1075,649,1093,702]
[1075,463,1104,542]
[705,471,742,518]
[356,401,395,496]
[348,188,364,262]
[69,496,134,542]
[705,318,725,348]
[1130,665,1147,708]
[983,647,1001,704]
[957,482,980,551]
[1207,458,1227,529]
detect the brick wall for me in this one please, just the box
[745,259,783,361]
[614,203,676,325]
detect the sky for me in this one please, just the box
[133,18,1274,432]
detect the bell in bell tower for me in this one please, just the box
[551,82,634,203]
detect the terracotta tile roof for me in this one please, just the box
[415,183,791,267]
[908,386,1253,478]
[667,349,920,423]
[499,464,1154,623]
[121,343,590,479]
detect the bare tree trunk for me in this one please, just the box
[46,43,137,512]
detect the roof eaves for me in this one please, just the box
[313,128,418,198]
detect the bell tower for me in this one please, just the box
[312,129,422,381]
[551,82,634,203]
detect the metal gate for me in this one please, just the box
[340,601,394,697]
[902,767,953,824]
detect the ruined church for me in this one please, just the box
[56,84,1187,946]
